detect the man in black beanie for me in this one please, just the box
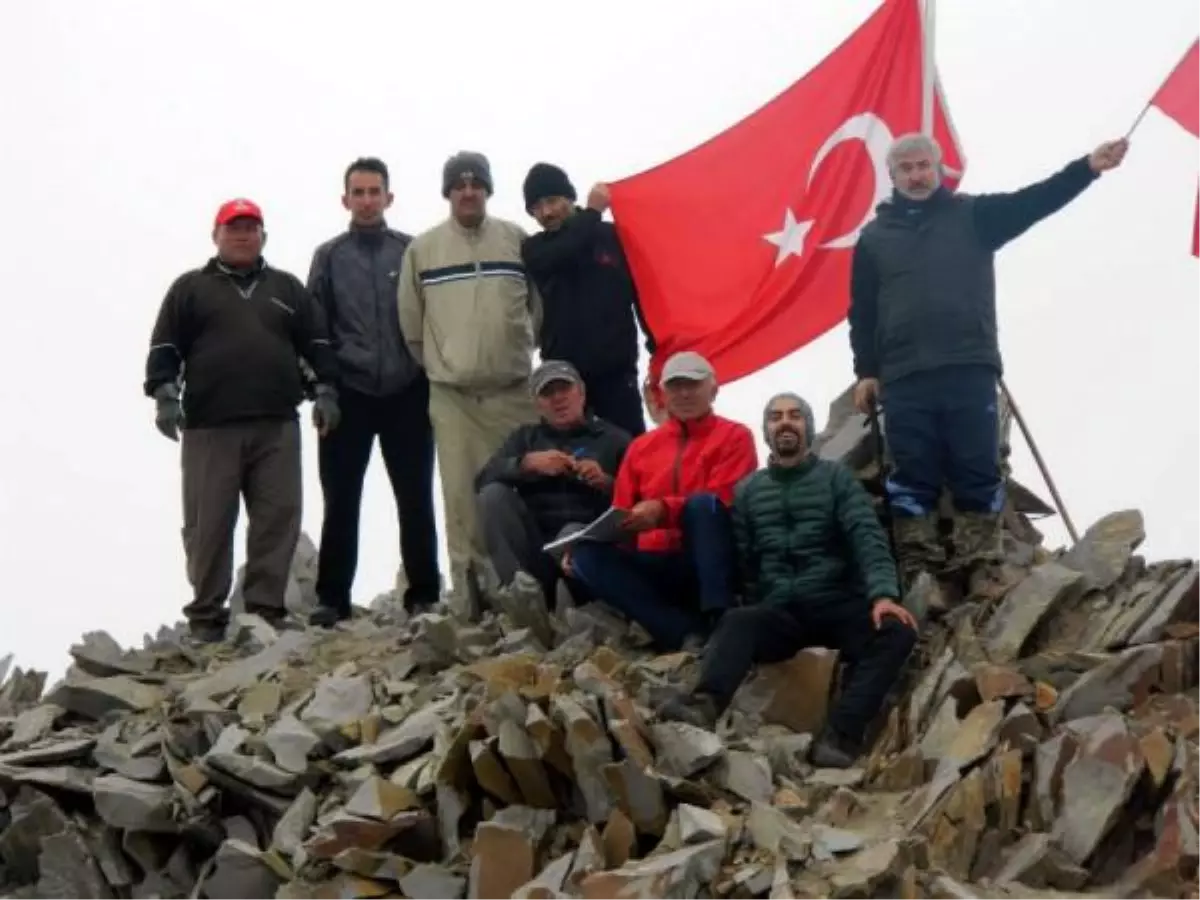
[521,162,655,437]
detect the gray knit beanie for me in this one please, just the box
[763,392,816,448]
[442,150,493,198]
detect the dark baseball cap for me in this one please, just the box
[530,360,582,395]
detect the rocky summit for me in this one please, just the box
[1,391,1197,899]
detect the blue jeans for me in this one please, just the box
[570,493,735,650]
[882,364,1004,517]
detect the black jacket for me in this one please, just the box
[475,415,632,537]
[521,208,655,379]
[143,257,338,429]
[308,223,421,397]
[849,156,1099,385]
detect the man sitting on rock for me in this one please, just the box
[567,351,758,652]
[662,392,918,769]
[475,360,631,635]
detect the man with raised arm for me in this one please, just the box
[848,133,1128,602]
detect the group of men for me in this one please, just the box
[143,130,1128,767]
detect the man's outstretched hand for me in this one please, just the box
[872,597,918,632]
[1088,137,1129,174]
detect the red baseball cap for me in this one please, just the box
[214,198,264,227]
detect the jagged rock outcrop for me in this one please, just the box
[0,393,1195,899]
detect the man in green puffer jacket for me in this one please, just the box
[661,392,918,768]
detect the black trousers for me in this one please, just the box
[697,600,916,742]
[316,378,440,612]
[583,369,646,437]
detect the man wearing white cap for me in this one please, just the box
[567,351,758,651]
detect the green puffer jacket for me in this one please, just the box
[732,455,899,608]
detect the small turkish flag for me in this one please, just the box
[1145,39,1198,257]
[610,0,966,385]
[1150,39,1198,138]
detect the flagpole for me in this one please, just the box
[920,0,936,135]
[1125,38,1199,139]
[917,0,1078,545]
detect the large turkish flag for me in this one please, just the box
[610,0,966,385]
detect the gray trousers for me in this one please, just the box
[180,419,301,626]
[476,482,589,600]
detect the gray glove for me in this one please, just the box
[312,385,341,436]
[153,383,184,442]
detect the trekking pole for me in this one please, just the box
[998,379,1080,545]
[866,405,903,599]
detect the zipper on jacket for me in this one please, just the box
[368,241,384,393]
[671,423,688,494]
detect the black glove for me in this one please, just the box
[312,385,341,436]
[153,383,184,442]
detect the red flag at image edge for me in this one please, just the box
[610,0,967,388]
[1146,38,1198,258]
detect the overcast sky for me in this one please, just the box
[1,0,1196,680]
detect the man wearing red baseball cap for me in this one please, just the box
[142,197,342,644]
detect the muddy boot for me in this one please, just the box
[808,726,862,769]
[660,689,721,730]
[893,513,949,614]
[186,619,226,646]
[951,512,1005,602]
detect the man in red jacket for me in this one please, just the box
[567,351,758,651]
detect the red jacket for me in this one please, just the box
[613,412,759,553]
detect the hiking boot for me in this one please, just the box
[893,512,951,613]
[949,511,1003,570]
[309,604,350,628]
[186,620,226,646]
[893,513,947,586]
[808,727,861,769]
[660,691,721,730]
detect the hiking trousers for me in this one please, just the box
[429,381,538,612]
[180,419,301,628]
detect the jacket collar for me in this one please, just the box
[767,452,818,478]
[664,411,720,438]
[205,256,266,278]
[447,214,489,238]
[541,414,603,439]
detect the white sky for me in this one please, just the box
[1,1,1196,680]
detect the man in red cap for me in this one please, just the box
[143,198,341,643]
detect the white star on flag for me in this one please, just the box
[763,208,815,266]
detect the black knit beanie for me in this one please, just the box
[523,162,576,213]
[442,151,493,198]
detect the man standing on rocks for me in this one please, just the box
[567,351,757,652]
[848,133,1129,601]
[398,151,542,618]
[520,163,655,437]
[475,360,632,639]
[306,157,441,627]
[143,198,341,643]
[662,392,917,769]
